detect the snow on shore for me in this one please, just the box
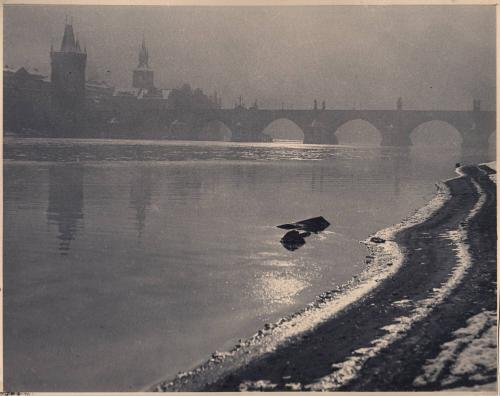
[411,165,497,391]
[306,169,490,391]
[482,161,496,171]
[413,310,497,389]
[411,162,497,392]
[481,161,497,183]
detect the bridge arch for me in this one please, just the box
[334,119,383,146]
[199,120,232,142]
[409,120,463,148]
[261,118,305,142]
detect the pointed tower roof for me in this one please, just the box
[60,23,78,52]
[137,37,150,69]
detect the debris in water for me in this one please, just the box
[278,216,330,251]
[370,236,386,244]
[277,216,330,233]
[281,230,306,251]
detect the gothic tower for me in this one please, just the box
[132,38,154,90]
[50,20,87,111]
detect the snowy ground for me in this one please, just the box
[414,310,497,390]
[482,161,496,171]
[481,161,497,183]
[422,161,497,393]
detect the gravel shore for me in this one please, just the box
[152,164,497,392]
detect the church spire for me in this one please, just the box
[60,22,76,52]
[59,19,83,53]
[138,37,149,68]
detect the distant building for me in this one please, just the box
[132,38,154,90]
[4,65,51,133]
[4,65,50,93]
[4,20,222,138]
[85,79,114,104]
[50,21,87,112]
[112,38,172,108]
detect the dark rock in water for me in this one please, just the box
[281,230,302,241]
[280,230,306,251]
[277,216,330,233]
[281,241,304,252]
[370,236,386,244]
[277,217,330,251]
[297,216,330,232]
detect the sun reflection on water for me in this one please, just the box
[253,271,311,305]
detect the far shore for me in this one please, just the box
[151,162,497,392]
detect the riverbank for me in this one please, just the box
[152,163,496,392]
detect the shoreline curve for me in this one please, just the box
[151,163,496,392]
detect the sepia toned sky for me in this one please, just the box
[3,5,496,110]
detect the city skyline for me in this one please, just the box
[4,5,496,110]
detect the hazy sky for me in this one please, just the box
[4,5,496,110]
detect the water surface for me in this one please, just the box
[4,138,493,391]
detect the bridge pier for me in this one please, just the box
[378,115,413,147]
[231,123,271,142]
[380,129,412,147]
[303,122,338,144]
[231,124,251,142]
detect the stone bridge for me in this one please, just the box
[159,105,495,148]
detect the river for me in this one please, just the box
[3,137,494,391]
